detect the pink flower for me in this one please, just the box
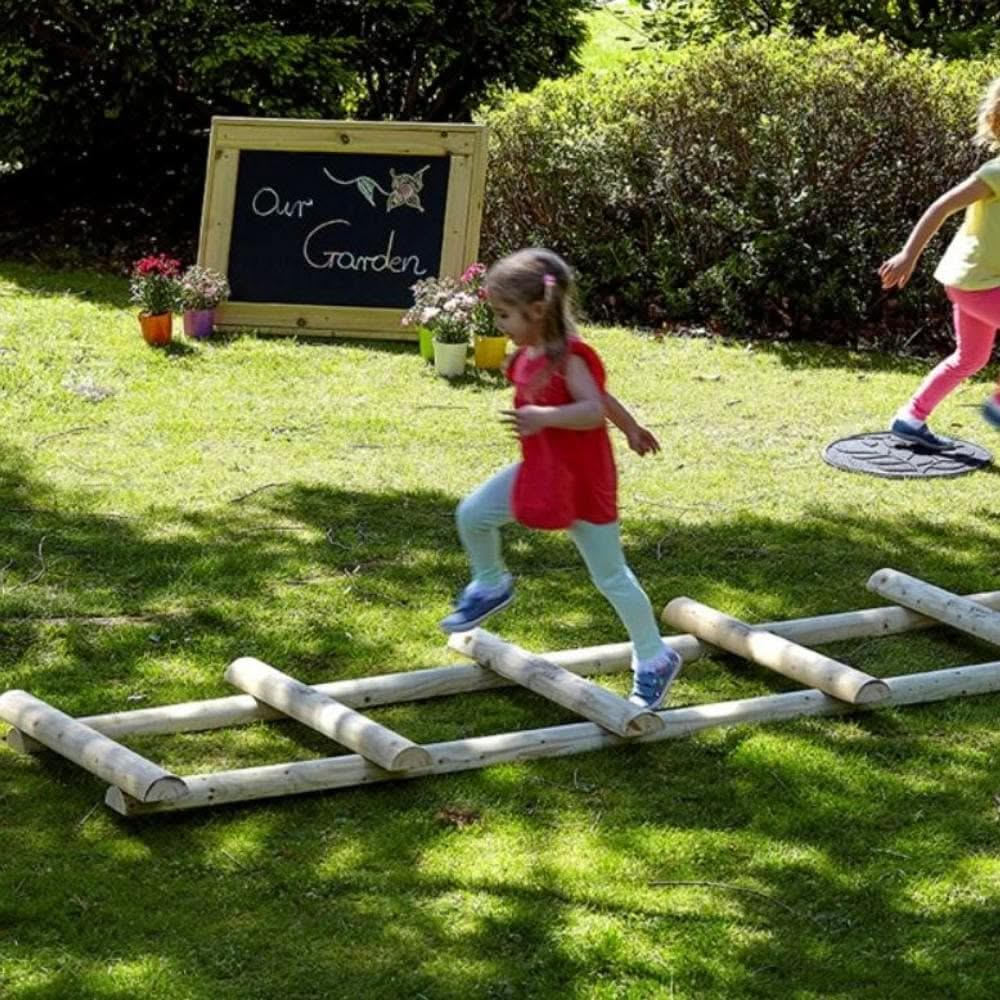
[461,262,486,284]
[133,253,181,279]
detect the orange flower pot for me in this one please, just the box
[139,312,173,346]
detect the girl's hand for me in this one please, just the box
[501,406,549,438]
[879,251,916,290]
[626,425,660,456]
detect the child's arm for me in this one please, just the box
[880,174,993,289]
[502,355,604,437]
[604,392,660,456]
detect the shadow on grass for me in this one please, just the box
[0,260,133,310]
[747,336,1000,397]
[3,445,1000,997]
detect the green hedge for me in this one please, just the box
[481,35,998,350]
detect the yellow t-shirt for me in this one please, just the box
[934,158,1000,290]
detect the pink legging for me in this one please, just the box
[909,285,1000,422]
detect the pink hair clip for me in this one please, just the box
[542,273,557,288]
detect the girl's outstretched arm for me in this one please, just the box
[880,174,993,289]
[604,392,660,456]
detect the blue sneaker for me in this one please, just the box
[628,646,683,710]
[889,418,953,451]
[983,398,1000,430]
[439,578,514,634]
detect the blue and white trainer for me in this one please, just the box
[628,646,683,710]
[439,577,515,634]
[982,397,1000,430]
[889,418,953,451]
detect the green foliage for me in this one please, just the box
[483,34,999,348]
[641,0,1000,60]
[0,0,590,262]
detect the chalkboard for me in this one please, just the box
[228,150,450,309]
[197,118,488,339]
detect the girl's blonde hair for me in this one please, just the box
[486,248,576,360]
[975,77,1000,151]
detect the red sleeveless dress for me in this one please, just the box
[506,337,617,530]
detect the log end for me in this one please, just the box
[866,568,894,592]
[446,629,482,658]
[224,656,265,687]
[6,727,45,754]
[105,786,143,817]
[625,711,666,738]
[854,679,892,705]
[143,775,189,803]
[660,597,692,626]
[388,745,433,771]
[0,689,30,718]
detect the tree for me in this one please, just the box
[0,0,590,259]
[641,1,1000,59]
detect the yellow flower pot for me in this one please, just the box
[474,334,508,370]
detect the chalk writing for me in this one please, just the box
[251,187,315,219]
[302,220,428,275]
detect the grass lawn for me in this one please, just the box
[2,262,1000,999]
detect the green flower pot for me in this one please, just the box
[418,326,434,362]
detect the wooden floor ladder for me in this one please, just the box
[3,567,1000,818]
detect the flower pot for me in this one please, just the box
[433,339,468,378]
[474,334,508,370]
[417,325,434,362]
[183,308,216,339]
[139,312,172,346]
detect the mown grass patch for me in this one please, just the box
[2,262,1000,998]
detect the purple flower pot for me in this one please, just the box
[183,308,216,339]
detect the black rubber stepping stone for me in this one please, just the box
[823,432,992,479]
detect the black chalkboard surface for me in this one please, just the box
[198,118,487,338]
[227,150,451,309]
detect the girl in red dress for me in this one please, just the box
[440,248,681,709]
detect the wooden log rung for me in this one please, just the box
[0,690,187,803]
[867,568,1000,648]
[448,628,663,738]
[663,598,890,705]
[224,658,431,772]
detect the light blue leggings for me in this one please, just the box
[456,464,665,662]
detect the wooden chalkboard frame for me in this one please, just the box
[197,117,488,340]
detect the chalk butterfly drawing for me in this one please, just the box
[323,165,430,213]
